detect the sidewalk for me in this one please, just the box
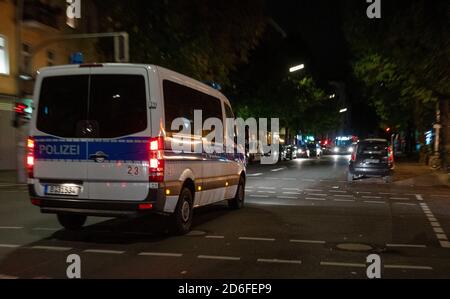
[393,162,450,188]
[0,170,22,185]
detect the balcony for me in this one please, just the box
[22,0,62,31]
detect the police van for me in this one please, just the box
[27,64,246,234]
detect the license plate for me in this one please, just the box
[365,159,380,164]
[45,185,80,196]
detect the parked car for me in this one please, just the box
[296,145,309,158]
[348,139,394,183]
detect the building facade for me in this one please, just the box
[0,0,100,173]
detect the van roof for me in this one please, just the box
[37,63,228,102]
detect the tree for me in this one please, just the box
[93,0,267,87]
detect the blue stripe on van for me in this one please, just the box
[34,137,149,162]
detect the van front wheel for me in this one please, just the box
[170,187,194,235]
[57,214,87,231]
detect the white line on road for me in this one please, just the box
[320,262,366,268]
[84,249,125,254]
[330,190,347,193]
[415,194,424,201]
[384,265,433,271]
[0,274,18,279]
[258,187,276,190]
[31,246,72,251]
[198,255,240,261]
[302,179,316,182]
[139,252,183,258]
[386,244,427,249]
[282,188,301,191]
[393,203,417,207]
[247,173,263,177]
[0,244,21,248]
[306,193,327,197]
[440,241,450,248]
[334,199,355,202]
[362,196,382,199]
[205,235,225,239]
[249,195,269,198]
[258,191,276,194]
[282,192,301,195]
[239,237,275,242]
[257,259,302,265]
[290,239,326,245]
[334,195,354,198]
[271,168,285,172]
[364,201,386,205]
[277,196,298,200]
[306,198,326,201]
[0,226,23,230]
[305,189,324,192]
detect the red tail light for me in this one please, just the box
[149,137,165,182]
[138,203,153,210]
[26,137,35,178]
[388,146,394,164]
[351,151,356,162]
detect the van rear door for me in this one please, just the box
[33,69,90,199]
[85,67,151,202]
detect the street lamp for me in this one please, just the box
[329,94,336,99]
[339,108,348,113]
[289,64,305,73]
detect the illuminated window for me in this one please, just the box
[0,36,10,75]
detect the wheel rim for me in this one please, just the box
[181,200,191,223]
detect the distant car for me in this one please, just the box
[296,145,309,158]
[279,145,297,161]
[307,143,322,159]
[348,139,394,183]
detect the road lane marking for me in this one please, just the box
[306,193,327,197]
[198,255,240,261]
[283,188,301,191]
[249,195,269,198]
[306,198,326,201]
[282,192,301,195]
[330,190,347,193]
[415,194,424,201]
[417,197,450,247]
[302,179,316,182]
[139,252,183,257]
[334,199,355,202]
[434,227,445,234]
[277,196,298,199]
[205,235,225,239]
[258,187,276,190]
[84,249,124,254]
[239,237,275,242]
[362,196,382,199]
[290,239,326,245]
[364,201,386,205]
[271,168,285,172]
[334,195,354,198]
[320,262,366,268]
[247,173,263,177]
[257,191,276,194]
[0,226,23,230]
[384,265,433,271]
[282,178,296,181]
[380,192,395,195]
[257,259,302,265]
[31,246,72,251]
[436,234,448,240]
[0,274,18,279]
[386,244,427,249]
[0,244,21,248]
[305,189,324,192]
[440,241,450,248]
[393,203,417,207]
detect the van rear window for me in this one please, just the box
[37,74,148,138]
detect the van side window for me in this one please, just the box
[163,80,222,135]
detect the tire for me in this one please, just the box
[170,187,194,235]
[229,177,245,210]
[347,172,354,182]
[57,214,87,231]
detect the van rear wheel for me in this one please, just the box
[229,177,245,210]
[57,214,86,231]
[170,187,194,235]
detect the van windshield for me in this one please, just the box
[37,74,147,138]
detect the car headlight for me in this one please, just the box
[334,147,340,153]
[348,147,354,153]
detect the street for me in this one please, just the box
[1,155,449,279]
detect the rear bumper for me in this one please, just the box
[349,165,392,177]
[28,185,169,218]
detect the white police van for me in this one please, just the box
[27,64,246,234]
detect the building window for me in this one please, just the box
[0,36,10,75]
[47,50,55,66]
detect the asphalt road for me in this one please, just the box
[0,155,450,279]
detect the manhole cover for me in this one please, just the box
[187,230,206,237]
[336,243,373,252]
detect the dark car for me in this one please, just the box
[279,145,297,161]
[296,145,309,158]
[348,139,394,183]
[306,143,322,159]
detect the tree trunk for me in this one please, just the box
[440,98,450,171]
